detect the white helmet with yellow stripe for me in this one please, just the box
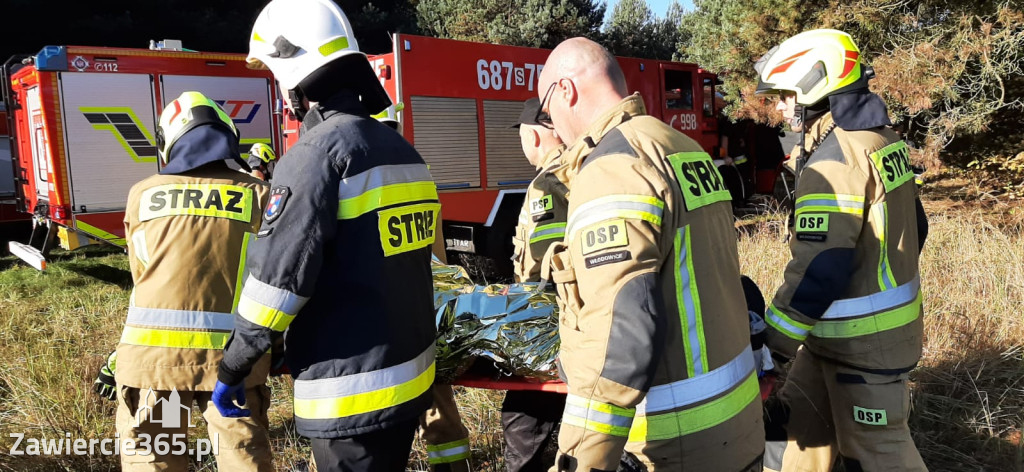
[156,91,238,165]
[754,29,865,106]
[247,0,363,91]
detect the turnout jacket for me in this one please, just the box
[219,92,438,438]
[766,111,927,373]
[512,145,568,283]
[118,164,270,391]
[547,95,762,471]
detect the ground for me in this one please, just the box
[0,187,1021,471]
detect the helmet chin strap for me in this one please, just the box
[287,88,309,122]
[795,105,807,180]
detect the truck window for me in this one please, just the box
[703,78,716,117]
[664,69,693,110]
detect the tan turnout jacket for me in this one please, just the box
[766,112,925,372]
[546,95,763,472]
[117,166,270,391]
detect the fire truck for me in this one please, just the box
[5,35,778,273]
[355,34,725,275]
[2,42,281,270]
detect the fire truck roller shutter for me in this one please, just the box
[410,96,480,189]
[483,100,536,188]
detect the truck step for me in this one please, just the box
[8,241,46,271]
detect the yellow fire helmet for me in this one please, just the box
[247,142,277,165]
[754,29,863,106]
[156,91,238,165]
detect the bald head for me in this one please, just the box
[538,38,629,144]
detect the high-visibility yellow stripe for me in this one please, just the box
[337,181,438,220]
[811,292,922,339]
[426,438,470,453]
[765,305,812,341]
[293,362,435,419]
[426,438,471,464]
[119,326,230,350]
[319,37,351,56]
[237,294,295,332]
[795,193,865,216]
[875,203,897,291]
[566,394,636,417]
[232,233,254,312]
[562,415,631,437]
[627,373,759,442]
[562,394,635,437]
[684,227,709,374]
[76,220,126,246]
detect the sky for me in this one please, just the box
[609,0,695,19]
[647,0,694,17]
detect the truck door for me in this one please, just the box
[61,72,159,213]
[24,86,49,201]
[659,64,700,143]
[698,72,720,155]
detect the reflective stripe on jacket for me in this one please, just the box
[219,91,436,438]
[118,166,270,391]
[766,112,926,372]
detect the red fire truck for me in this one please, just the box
[359,35,724,274]
[6,36,771,273]
[2,42,282,270]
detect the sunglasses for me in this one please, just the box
[536,81,557,129]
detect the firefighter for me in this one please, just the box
[503,97,568,472]
[376,110,473,472]
[246,142,277,181]
[213,1,437,471]
[753,29,929,471]
[115,91,272,471]
[537,37,764,472]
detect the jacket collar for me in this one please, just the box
[536,144,567,171]
[828,89,891,131]
[577,93,646,149]
[803,112,837,153]
[560,94,647,180]
[301,90,367,134]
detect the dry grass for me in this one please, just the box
[0,195,1021,471]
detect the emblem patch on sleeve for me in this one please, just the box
[530,195,554,215]
[580,219,628,255]
[264,186,290,223]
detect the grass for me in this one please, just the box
[0,193,1022,471]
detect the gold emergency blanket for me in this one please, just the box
[431,261,559,383]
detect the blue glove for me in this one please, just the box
[212,381,250,418]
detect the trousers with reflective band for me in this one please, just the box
[293,345,435,421]
[139,183,254,222]
[426,438,471,464]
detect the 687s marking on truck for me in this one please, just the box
[476,60,545,91]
